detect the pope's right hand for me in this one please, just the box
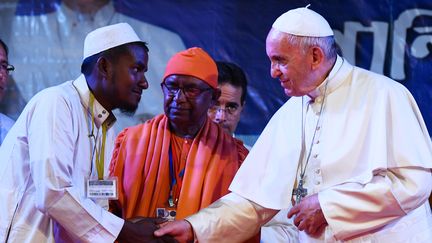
[116,217,176,243]
[154,219,194,243]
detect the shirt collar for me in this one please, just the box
[73,74,116,128]
[306,55,347,104]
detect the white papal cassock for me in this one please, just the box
[187,56,432,243]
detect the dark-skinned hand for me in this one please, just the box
[116,217,178,243]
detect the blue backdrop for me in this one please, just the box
[14,0,432,135]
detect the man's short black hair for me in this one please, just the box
[0,38,9,56]
[81,41,148,76]
[216,61,248,104]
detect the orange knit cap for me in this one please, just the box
[163,47,218,88]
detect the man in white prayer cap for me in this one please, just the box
[0,23,175,242]
[155,6,432,243]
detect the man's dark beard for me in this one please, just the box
[119,104,138,116]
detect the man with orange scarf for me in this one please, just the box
[109,47,257,242]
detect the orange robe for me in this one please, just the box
[109,114,248,220]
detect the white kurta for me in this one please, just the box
[0,112,14,145]
[0,75,123,242]
[187,56,432,242]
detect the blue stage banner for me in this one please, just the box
[9,0,432,137]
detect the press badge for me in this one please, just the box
[86,177,118,200]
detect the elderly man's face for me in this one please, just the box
[208,83,244,135]
[162,74,217,129]
[266,29,319,97]
[0,45,8,102]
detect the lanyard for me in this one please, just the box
[89,94,107,180]
[168,144,185,207]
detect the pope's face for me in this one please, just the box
[266,29,318,97]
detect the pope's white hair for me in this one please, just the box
[284,33,338,59]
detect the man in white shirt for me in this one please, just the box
[155,6,432,243]
[0,23,173,242]
[0,38,14,145]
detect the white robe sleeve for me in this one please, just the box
[28,91,123,242]
[319,167,432,241]
[186,193,278,243]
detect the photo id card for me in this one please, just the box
[86,177,118,200]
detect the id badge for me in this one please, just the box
[86,177,118,200]
[156,208,177,221]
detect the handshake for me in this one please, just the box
[116,217,178,243]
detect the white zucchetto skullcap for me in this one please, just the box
[83,23,143,60]
[272,5,334,37]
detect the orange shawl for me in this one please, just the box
[109,114,248,220]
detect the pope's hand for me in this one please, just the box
[287,193,328,238]
[116,217,176,243]
[154,219,194,243]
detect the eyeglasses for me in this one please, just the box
[161,82,212,99]
[0,63,14,75]
[208,104,239,115]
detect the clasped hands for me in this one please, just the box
[287,193,328,237]
[117,217,178,243]
[117,194,328,242]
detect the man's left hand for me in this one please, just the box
[287,193,328,237]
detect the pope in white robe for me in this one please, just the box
[154,6,432,243]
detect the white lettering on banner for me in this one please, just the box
[334,21,388,74]
[334,8,432,81]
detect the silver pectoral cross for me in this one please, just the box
[292,178,308,204]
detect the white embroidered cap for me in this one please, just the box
[272,6,334,37]
[83,22,143,60]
